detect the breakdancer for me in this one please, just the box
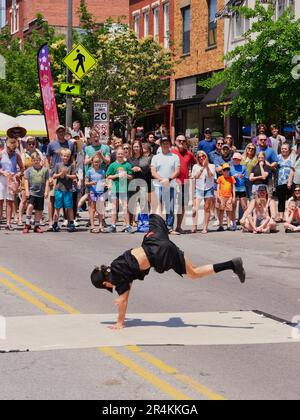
[91,214,246,329]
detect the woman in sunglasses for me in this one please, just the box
[284,186,300,233]
[191,151,216,234]
[242,143,258,199]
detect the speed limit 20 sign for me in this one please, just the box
[92,100,110,141]
[93,101,109,124]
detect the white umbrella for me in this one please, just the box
[16,110,48,137]
[0,112,17,136]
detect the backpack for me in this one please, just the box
[137,213,150,233]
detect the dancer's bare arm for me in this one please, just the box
[110,289,131,330]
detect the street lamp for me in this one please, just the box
[66,0,73,128]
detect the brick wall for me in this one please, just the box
[7,0,129,39]
[129,0,174,46]
[173,0,224,83]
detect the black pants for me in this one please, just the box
[276,184,292,213]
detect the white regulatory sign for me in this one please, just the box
[93,101,109,125]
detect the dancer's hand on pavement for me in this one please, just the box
[108,323,124,330]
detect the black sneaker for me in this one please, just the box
[232,258,246,284]
[217,226,225,232]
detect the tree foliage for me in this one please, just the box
[201,1,300,124]
[0,0,173,131]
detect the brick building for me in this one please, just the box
[130,0,227,139]
[5,0,129,39]
[129,0,174,133]
[172,0,226,139]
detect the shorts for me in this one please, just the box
[54,190,73,209]
[28,196,45,212]
[110,191,128,201]
[216,197,233,212]
[195,187,215,199]
[142,215,187,277]
[0,176,14,201]
[89,191,105,203]
[236,191,247,199]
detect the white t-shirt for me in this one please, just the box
[151,152,180,188]
[192,164,216,191]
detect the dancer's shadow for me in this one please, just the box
[101,317,254,330]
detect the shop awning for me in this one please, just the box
[201,83,236,108]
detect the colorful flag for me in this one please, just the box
[37,44,60,141]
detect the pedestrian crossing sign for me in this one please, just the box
[63,43,96,80]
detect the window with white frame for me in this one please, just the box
[10,0,19,34]
[0,0,6,29]
[163,2,170,49]
[276,0,295,18]
[143,12,149,37]
[133,13,140,38]
[233,0,250,40]
[153,7,159,42]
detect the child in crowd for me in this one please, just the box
[106,147,133,233]
[241,185,277,233]
[52,149,77,232]
[216,163,236,231]
[284,186,300,233]
[85,155,106,233]
[23,152,49,234]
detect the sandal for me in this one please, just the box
[5,225,14,231]
[90,228,99,234]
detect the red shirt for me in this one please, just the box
[172,149,196,184]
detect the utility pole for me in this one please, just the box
[66,0,73,128]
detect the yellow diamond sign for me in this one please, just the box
[63,43,96,80]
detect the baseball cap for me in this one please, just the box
[204,128,212,134]
[222,144,230,150]
[233,152,243,160]
[56,125,66,132]
[161,136,171,143]
[222,163,231,170]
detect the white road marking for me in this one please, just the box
[0,311,298,353]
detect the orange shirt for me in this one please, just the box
[217,175,236,198]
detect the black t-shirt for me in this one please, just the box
[110,250,150,296]
[251,164,272,185]
[128,156,152,182]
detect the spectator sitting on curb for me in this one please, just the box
[284,186,300,233]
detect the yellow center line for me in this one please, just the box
[0,266,80,315]
[0,264,226,400]
[100,347,192,400]
[127,346,226,400]
[0,278,59,315]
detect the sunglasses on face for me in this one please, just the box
[27,143,35,146]
[247,147,255,150]
[123,147,130,150]
[178,140,187,144]
[217,143,224,146]
[198,155,206,159]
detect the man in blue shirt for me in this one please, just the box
[197,128,216,155]
[256,135,278,167]
[213,144,232,177]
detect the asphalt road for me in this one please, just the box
[0,221,299,400]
